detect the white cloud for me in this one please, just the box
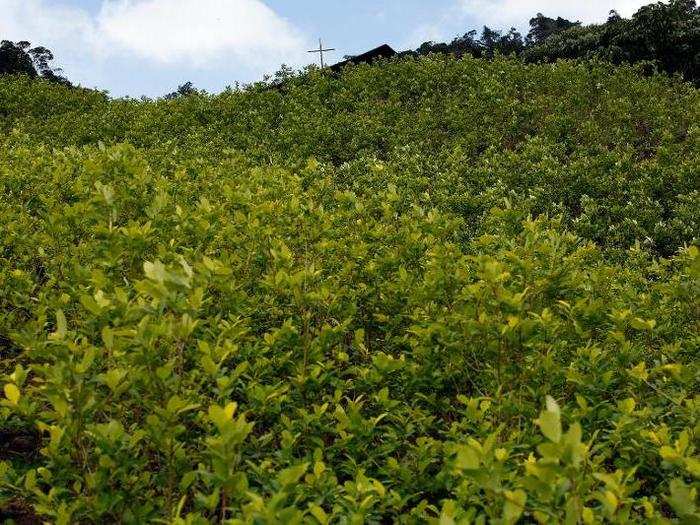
[96,0,308,66]
[407,23,447,46]
[0,0,94,52]
[459,0,656,30]
[0,0,310,88]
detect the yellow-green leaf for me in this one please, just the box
[629,362,649,381]
[667,479,697,517]
[456,445,480,470]
[618,398,636,414]
[503,489,526,524]
[536,408,562,443]
[4,383,20,405]
[685,457,700,478]
[51,309,67,340]
[278,463,308,487]
[308,504,328,524]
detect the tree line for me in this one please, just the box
[0,0,698,93]
[408,0,699,84]
[0,40,70,86]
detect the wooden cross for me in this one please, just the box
[307,38,335,68]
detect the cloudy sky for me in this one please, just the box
[1,0,654,97]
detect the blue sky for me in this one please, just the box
[1,0,653,98]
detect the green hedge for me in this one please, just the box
[0,56,698,523]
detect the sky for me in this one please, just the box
[1,0,655,98]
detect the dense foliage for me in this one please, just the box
[522,0,700,85]
[0,41,70,87]
[0,55,698,523]
[414,0,700,85]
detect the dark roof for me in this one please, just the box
[330,44,397,73]
[261,44,398,92]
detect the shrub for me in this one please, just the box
[0,56,698,523]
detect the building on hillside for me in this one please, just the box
[330,44,397,73]
[263,44,398,91]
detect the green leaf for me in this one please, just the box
[277,463,308,487]
[101,326,114,350]
[685,457,700,478]
[630,317,656,331]
[545,395,560,415]
[629,362,649,381]
[617,398,636,414]
[660,445,680,462]
[144,260,168,284]
[53,309,67,340]
[179,471,198,491]
[455,445,480,470]
[80,294,103,315]
[208,402,237,432]
[4,383,20,405]
[308,503,329,524]
[536,398,562,443]
[666,479,697,518]
[201,355,219,376]
[102,368,127,392]
[503,490,526,524]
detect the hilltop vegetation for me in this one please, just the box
[2,1,698,96]
[413,0,700,85]
[0,40,70,87]
[0,55,699,523]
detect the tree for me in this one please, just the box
[449,30,483,58]
[164,81,199,100]
[0,41,37,77]
[523,0,700,84]
[527,14,580,44]
[481,27,525,57]
[0,40,70,85]
[616,0,700,81]
[608,10,623,23]
[413,27,523,59]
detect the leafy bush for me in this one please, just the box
[0,56,698,523]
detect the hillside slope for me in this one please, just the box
[0,57,698,523]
